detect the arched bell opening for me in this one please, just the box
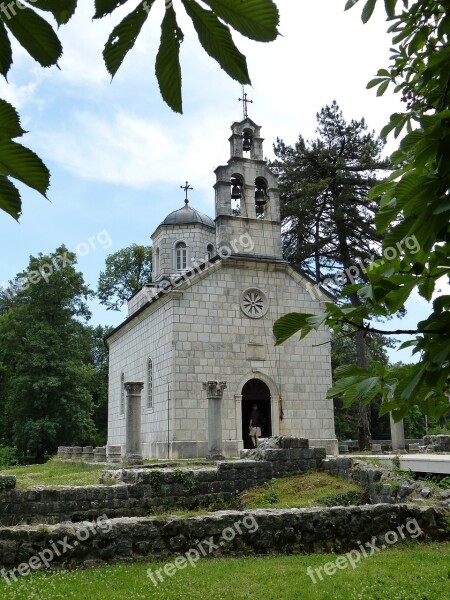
[255,177,268,219]
[230,174,243,216]
[242,128,253,153]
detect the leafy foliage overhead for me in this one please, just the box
[0,0,280,220]
[99,0,279,112]
[274,0,450,423]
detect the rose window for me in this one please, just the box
[240,288,268,319]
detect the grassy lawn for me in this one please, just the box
[0,460,363,505]
[0,542,448,599]
[0,459,106,489]
[0,458,212,490]
[239,472,365,509]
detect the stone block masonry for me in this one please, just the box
[0,505,448,570]
[0,437,323,526]
[323,457,450,506]
[422,435,450,453]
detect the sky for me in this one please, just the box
[0,0,438,362]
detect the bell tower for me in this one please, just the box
[214,114,282,259]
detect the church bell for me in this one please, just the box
[231,178,242,199]
[255,188,267,206]
[243,131,252,152]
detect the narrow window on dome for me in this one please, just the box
[175,241,187,270]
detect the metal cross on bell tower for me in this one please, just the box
[180,181,193,205]
[238,87,253,119]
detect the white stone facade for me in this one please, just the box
[106,117,338,458]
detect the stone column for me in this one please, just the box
[203,380,227,460]
[390,413,406,453]
[124,382,144,465]
[271,395,281,436]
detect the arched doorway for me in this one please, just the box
[241,379,272,448]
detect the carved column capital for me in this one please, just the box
[124,382,145,395]
[202,380,227,398]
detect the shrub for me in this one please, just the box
[0,446,19,467]
[263,479,279,504]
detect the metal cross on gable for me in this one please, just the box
[239,87,253,119]
[180,181,193,204]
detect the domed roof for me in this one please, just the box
[161,200,215,228]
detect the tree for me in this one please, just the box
[331,333,395,441]
[272,102,390,448]
[272,101,389,286]
[98,244,152,310]
[0,0,280,220]
[0,246,96,461]
[87,325,113,446]
[274,0,450,425]
[0,361,10,445]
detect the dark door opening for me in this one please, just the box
[241,379,272,449]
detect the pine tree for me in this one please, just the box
[272,101,390,449]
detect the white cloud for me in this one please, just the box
[38,109,229,191]
[0,81,37,110]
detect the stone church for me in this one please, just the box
[106,116,338,458]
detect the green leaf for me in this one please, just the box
[384,281,416,312]
[103,1,153,78]
[1,5,62,68]
[0,139,49,196]
[384,0,396,18]
[94,0,129,19]
[344,0,360,10]
[181,0,250,84]
[155,6,184,114]
[0,175,21,220]
[201,0,279,41]
[367,77,388,89]
[0,19,12,78]
[30,0,77,26]
[361,0,377,23]
[432,198,450,215]
[273,312,315,345]
[0,99,26,139]
[376,79,390,96]
[396,365,427,403]
[334,364,373,379]
[380,113,407,139]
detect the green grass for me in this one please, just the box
[0,459,107,489]
[1,543,449,599]
[240,472,365,509]
[0,458,215,490]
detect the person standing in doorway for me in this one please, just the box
[249,403,263,447]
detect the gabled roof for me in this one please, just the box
[105,257,335,345]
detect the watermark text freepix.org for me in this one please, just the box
[1,229,112,302]
[0,514,112,586]
[306,518,422,584]
[304,234,420,300]
[144,232,254,300]
[147,514,259,586]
